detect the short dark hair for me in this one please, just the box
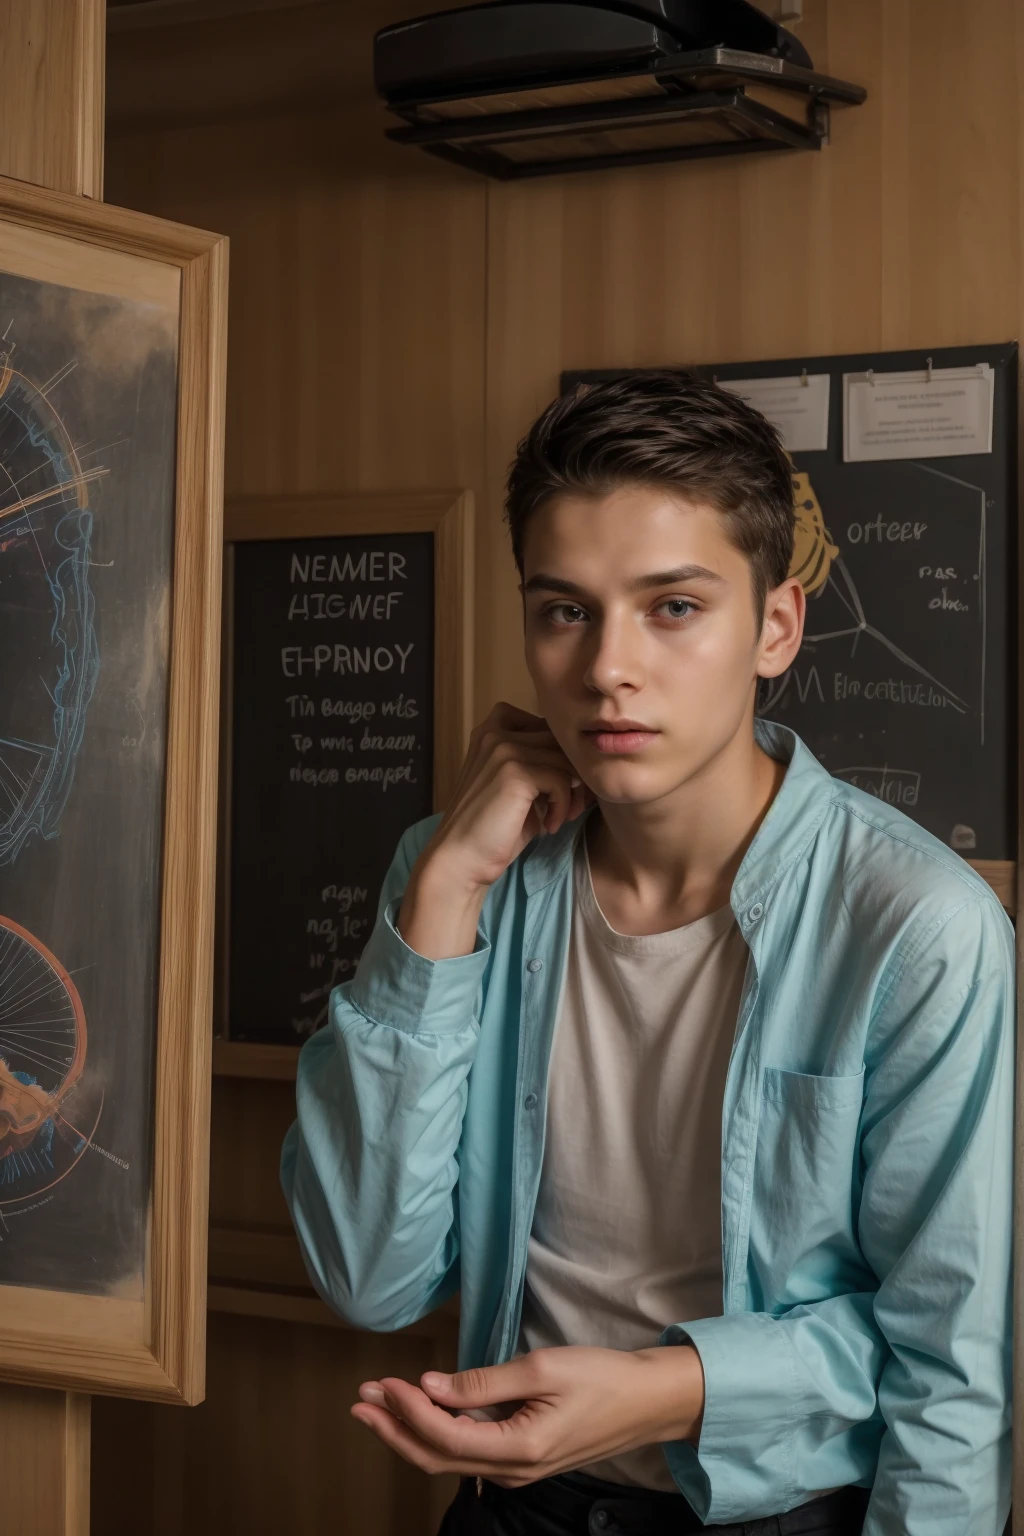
[505,371,795,620]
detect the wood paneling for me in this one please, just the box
[105,0,480,134]
[211,1038,298,1079]
[971,861,1018,915]
[92,1313,458,1536]
[107,111,487,498]
[0,1386,90,1536]
[108,0,322,32]
[0,0,104,197]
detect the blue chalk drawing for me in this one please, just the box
[0,363,101,865]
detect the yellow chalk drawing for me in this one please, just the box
[790,469,838,596]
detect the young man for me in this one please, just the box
[281,374,1013,1536]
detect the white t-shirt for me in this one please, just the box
[515,830,748,1490]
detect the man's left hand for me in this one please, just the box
[350,1343,705,1487]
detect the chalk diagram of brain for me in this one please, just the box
[0,349,101,1208]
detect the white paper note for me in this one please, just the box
[843,364,994,462]
[719,373,830,453]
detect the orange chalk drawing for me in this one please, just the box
[790,468,839,596]
[0,915,93,1206]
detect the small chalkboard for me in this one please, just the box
[565,345,1018,886]
[219,493,473,1062]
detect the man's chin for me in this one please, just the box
[587,764,687,808]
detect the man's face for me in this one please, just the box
[521,485,800,806]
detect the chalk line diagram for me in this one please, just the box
[0,340,101,866]
[759,464,982,732]
[0,318,107,1225]
[0,914,98,1211]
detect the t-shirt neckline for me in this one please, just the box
[577,828,737,957]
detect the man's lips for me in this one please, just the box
[581,721,660,755]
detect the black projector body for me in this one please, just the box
[374,0,866,179]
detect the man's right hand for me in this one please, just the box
[396,703,590,960]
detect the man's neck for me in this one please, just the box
[585,728,786,936]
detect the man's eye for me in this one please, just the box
[547,603,588,624]
[656,598,696,620]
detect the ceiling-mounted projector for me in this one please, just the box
[374,0,866,179]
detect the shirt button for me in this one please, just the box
[748,902,764,922]
[527,958,543,973]
[523,1092,538,1110]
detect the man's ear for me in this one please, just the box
[757,577,805,680]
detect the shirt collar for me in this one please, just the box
[521,721,835,907]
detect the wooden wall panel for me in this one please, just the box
[207,1077,294,1231]
[1,1385,89,1536]
[92,1313,453,1536]
[106,109,487,499]
[0,0,105,197]
[482,0,1024,707]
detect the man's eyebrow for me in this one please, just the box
[624,565,726,592]
[521,565,725,597]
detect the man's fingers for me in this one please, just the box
[487,734,565,766]
[488,753,577,794]
[353,1387,542,1477]
[532,771,582,835]
[419,1359,546,1409]
[532,777,591,837]
[548,774,584,832]
[472,702,547,741]
[489,702,548,732]
[481,759,580,840]
[351,1401,448,1475]
[378,1378,495,1455]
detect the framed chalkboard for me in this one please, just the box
[217,492,473,1075]
[0,178,226,1402]
[565,345,1018,911]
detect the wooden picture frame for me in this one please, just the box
[0,177,227,1403]
[215,491,474,1081]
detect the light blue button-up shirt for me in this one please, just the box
[281,721,1013,1533]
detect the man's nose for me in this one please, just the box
[582,613,646,694]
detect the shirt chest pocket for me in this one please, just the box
[748,1066,867,1309]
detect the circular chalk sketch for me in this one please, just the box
[0,357,100,866]
[0,915,96,1208]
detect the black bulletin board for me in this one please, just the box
[565,345,1018,866]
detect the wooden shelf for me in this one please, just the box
[968,859,1016,913]
[206,1221,460,1340]
[213,1039,298,1080]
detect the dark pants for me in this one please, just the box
[436,1469,872,1536]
